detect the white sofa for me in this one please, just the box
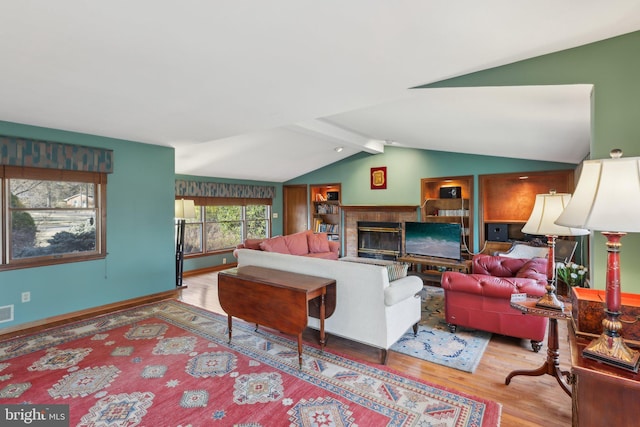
[496,243,548,259]
[234,249,423,363]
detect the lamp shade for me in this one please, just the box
[522,192,590,237]
[174,199,196,219]
[555,151,640,232]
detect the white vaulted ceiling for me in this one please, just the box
[1,1,639,181]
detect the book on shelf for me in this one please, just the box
[316,203,340,214]
[315,222,340,234]
[435,209,469,217]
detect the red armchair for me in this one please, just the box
[441,254,549,352]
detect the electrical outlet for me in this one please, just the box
[222,258,227,264]
[21,292,31,303]
[272,212,279,219]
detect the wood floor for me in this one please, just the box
[179,271,572,427]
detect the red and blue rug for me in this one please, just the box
[0,300,501,426]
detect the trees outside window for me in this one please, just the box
[183,204,269,255]
[1,168,106,269]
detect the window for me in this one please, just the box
[1,167,106,269]
[183,203,270,255]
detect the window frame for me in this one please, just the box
[181,197,271,257]
[1,166,107,270]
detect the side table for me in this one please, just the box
[505,298,573,396]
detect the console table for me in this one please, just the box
[397,255,472,285]
[569,320,640,427]
[217,266,336,368]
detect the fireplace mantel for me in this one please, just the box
[342,205,419,258]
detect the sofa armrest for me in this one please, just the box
[232,244,246,258]
[384,276,423,306]
[441,271,547,299]
[328,240,340,254]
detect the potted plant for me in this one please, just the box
[555,262,589,296]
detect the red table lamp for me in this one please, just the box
[555,149,640,372]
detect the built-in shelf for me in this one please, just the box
[479,170,575,246]
[310,183,341,243]
[420,176,474,259]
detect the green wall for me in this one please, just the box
[421,30,640,293]
[0,121,176,329]
[286,146,573,251]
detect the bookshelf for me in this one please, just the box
[310,183,341,243]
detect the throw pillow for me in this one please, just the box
[259,236,290,254]
[283,230,310,255]
[386,262,409,281]
[307,232,330,253]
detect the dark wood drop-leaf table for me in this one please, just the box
[218,265,336,368]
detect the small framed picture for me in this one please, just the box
[371,167,387,190]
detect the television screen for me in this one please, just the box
[404,222,461,260]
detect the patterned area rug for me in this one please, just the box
[391,286,492,373]
[0,300,500,426]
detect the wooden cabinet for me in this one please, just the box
[569,321,640,427]
[420,176,473,259]
[310,183,341,244]
[479,170,574,247]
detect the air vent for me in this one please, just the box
[0,305,14,323]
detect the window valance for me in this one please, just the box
[175,180,276,200]
[0,135,114,173]
[179,196,272,206]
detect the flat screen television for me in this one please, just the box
[404,221,461,260]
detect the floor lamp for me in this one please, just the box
[556,149,640,372]
[521,191,590,311]
[175,199,196,288]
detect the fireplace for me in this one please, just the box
[342,205,417,258]
[357,221,402,260]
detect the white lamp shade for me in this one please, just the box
[555,154,640,232]
[175,199,196,219]
[522,192,590,237]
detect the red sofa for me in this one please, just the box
[233,229,339,260]
[441,254,549,352]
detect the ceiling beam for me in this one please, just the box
[291,119,385,154]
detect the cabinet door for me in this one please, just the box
[283,185,308,235]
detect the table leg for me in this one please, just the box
[319,293,326,351]
[504,318,572,396]
[297,333,303,369]
[227,315,232,343]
